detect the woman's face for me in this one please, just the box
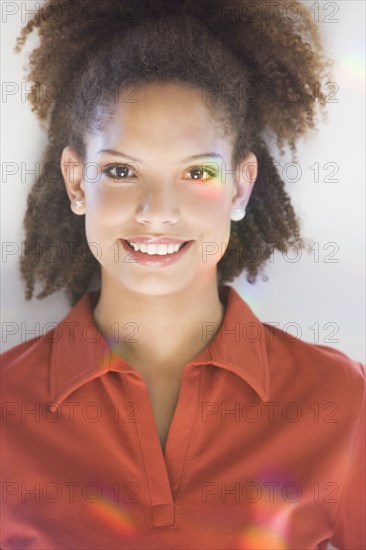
[62,82,257,296]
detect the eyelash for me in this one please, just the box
[102,163,218,182]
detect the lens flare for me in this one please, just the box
[238,525,287,550]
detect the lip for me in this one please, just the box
[119,238,194,267]
[124,236,189,245]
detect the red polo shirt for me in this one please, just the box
[1,285,365,549]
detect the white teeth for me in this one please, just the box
[127,241,185,255]
[167,244,177,254]
[146,244,157,255]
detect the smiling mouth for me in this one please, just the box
[124,239,190,256]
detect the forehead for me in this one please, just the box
[87,82,233,161]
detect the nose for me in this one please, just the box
[135,184,179,225]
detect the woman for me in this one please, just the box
[1,1,364,548]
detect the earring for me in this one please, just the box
[230,206,246,222]
[73,199,84,210]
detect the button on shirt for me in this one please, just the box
[1,285,365,549]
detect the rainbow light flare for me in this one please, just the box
[335,52,365,90]
[89,496,136,534]
[236,467,296,549]
[238,525,286,550]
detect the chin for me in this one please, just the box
[116,273,193,297]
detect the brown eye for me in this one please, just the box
[183,165,218,182]
[103,164,137,179]
[190,168,205,180]
[114,166,131,178]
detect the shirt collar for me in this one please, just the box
[50,285,270,407]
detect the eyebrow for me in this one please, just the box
[97,149,224,163]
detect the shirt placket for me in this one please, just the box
[126,364,202,528]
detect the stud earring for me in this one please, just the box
[73,199,84,210]
[230,206,246,222]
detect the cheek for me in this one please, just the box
[82,190,118,249]
[196,179,230,201]
[84,184,113,210]
[193,185,233,225]
[84,186,135,225]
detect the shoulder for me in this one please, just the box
[1,333,53,370]
[262,322,365,407]
[0,333,54,395]
[0,292,92,378]
[265,319,362,360]
[263,321,364,376]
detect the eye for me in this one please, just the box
[103,164,138,180]
[182,165,218,183]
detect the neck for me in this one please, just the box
[92,275,225,375]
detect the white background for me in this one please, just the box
[1,1,365,362]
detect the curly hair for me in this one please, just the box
[15,0,333,306]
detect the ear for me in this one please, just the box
[60,146,86,215]
[231,151,258,211]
